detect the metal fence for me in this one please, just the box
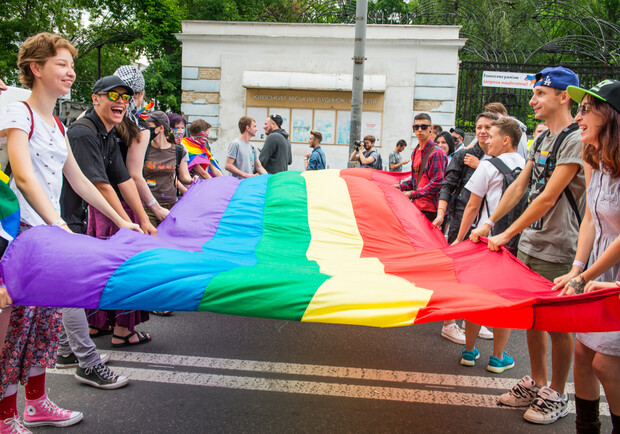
[456,61,620,133]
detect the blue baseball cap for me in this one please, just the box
[534,66,579,91]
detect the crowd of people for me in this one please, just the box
[0,32,618,433]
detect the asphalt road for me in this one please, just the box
[29,312,611,433]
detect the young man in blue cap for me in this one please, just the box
[470,66,586,424]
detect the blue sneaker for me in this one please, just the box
[460,346,480,366]
[487,352,515,373]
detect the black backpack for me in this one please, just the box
[364,150,382,170]
[480,158,528,255]
[373,151,383,170]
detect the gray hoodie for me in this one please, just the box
[259,128,292,174]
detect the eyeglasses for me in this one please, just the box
[577,103,592,116]
[413,124,431,130]
[98,91,131,103]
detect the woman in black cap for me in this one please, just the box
[554,79,620,433]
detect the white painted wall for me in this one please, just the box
[177,21,465,173]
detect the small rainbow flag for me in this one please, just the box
[181,137,221,176]
[0,170,19,243]
[2,169,619,331]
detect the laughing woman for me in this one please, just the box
[553,79,620,434]
[0,33,140,432]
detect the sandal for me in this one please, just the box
[89,326,113,338]
[151,311,173,316]
[111,331,151,348]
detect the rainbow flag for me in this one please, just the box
[181,137,221,176]
[2,169,619,331]
[0,170,19,243]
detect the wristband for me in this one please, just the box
[146,198,157,208]
[572,260,586,270]
[483,219,495,228]
[53,219,66,226]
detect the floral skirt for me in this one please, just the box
[0,306,61,400]
[0,222,62,400]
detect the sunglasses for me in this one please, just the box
[413,124,430,130]
[576,103,592,116]
[98,91,131,103]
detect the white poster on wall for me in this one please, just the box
[291,109,312,143]
[336,110,351,145]
[313,110,336,144]
[362,112,382,147]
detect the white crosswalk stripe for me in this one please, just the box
[48,351,610,416]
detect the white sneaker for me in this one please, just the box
[100,353,110,364]
[478,326,494,340]
[523,386,569,424]
[461,321,494,340]
[441,323,465,345]
[499,375,540,407]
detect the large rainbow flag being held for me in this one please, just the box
[2,169,619,332]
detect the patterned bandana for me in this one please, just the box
[192,131,209,146]
[114,65,145,92]
[172,128,185,145]
[114,65,146,129]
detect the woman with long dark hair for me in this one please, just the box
[554,79,620,433]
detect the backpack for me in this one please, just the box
[373,151,383,170]
[144,141,185,197]
[2,101,65,178]
[364,149,382,170]
[480,157,528,255]
[529,123,581,228]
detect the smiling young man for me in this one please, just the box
[62,75,156,236]
[470,66,585,425]
[56,75,152,390]
[60,76,157,372]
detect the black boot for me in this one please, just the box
[575,395,601,434]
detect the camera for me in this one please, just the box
[354,140,363,149]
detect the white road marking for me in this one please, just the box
[48,351,609,416]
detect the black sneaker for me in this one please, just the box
[74,363,129,390]
[56,353,79,369]
[57,352,109,369]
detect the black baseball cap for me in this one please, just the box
[146,111,171,134]
[450,127,465,139]
[92,75,135,96]
[567,79,620,115]
[270,114,283,128]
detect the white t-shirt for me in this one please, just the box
[0,102,68,226]
[464,151,525,226]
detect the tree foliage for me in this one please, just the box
[1,0,617,114]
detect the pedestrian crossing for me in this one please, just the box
[48,350,609,416]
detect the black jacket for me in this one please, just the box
[438,142,485,218]
[259,129,292,174]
